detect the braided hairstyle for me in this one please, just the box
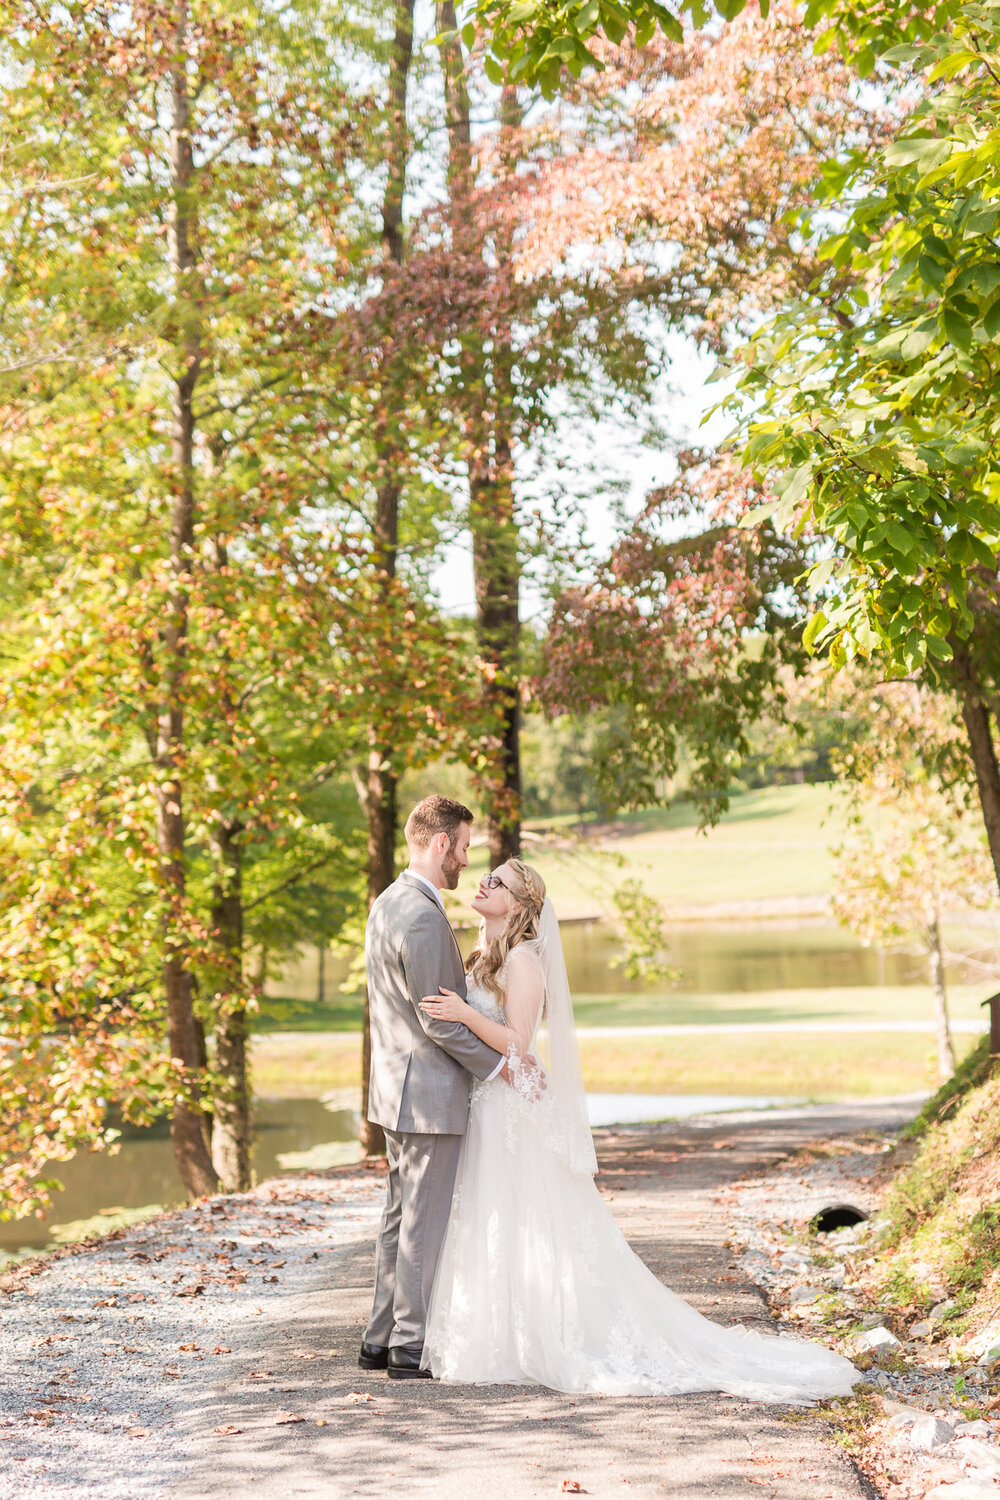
[466,858,547,1006]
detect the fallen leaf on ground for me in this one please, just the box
[346,1392,374,1404]
[178,1344,201,1352]
[560,1484,585,1494]
[127,1427,151,1438]
[174,1284,205,1298]
[249,1371,272,1378]
[274,1411,305,1425]
[212,1347,231,1355]
[292,1351,317,1360]
[316,1419,328,1426]
[212,1425,242,1436]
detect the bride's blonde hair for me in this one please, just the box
[466,858,546,1005]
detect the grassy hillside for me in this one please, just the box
[512,786,857,912]
[860,1056,1000,1348]
[256,784,995,1102]
[453,784,855,916]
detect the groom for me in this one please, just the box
[359,795,505,1379]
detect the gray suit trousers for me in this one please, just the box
[365,1129,463,1351]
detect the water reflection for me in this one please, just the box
[0,1098,357,1254]
[271,918,933,1006]
[560,919,923,995]
[5,1090,813,1254]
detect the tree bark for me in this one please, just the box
[953,643,1000,893]
[160,1,218,1199]
[438,13,522,864]
[470,460,522,865]
[926,915,955,1080]
[210,816,251,1192]
[359,0,415,1159]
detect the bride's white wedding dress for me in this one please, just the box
[423,920,858,1404]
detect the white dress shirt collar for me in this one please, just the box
[403,868,445,911]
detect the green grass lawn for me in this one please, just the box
[255,981,993,1034]
[255,784,994,1108]
[575,1030,978,1100]
[252,1033,361,1097]
[570,983,992,1028]
[251,1029,974,1102]
[502,783,874,915]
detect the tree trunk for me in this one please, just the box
[470,462,522,865]
[317,943,325,1006]
[159,2,218,1199]
[438,14,522,864]
[927,914,955,1080]
[210,817,251,1192]
[361,734,396,1156]
[359,0,416,1159]
[953,643,1000,893]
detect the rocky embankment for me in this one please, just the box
[723,1123,1000,1500]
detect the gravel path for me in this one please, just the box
[0,1101,916,1500]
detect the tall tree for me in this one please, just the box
[0,0,366,1202]
[518,2,888,816]
[731,1,1000,891]
[828,680,994,1080]
[158,0,218,1196]
[539,452,810,819]
[436,13,523,862]
[466,0,962,96]
[356,0,417,1159]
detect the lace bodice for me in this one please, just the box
[465,982,505,1028]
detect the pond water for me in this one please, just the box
[1,1092,815,1254]
[0,1099,358,1253]
[562,919,923,994]
[273,915,970,1009]
[0,1091,795,1253]
[7,914,990,1254]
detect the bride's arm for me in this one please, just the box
[418,987,510,1053]
[419,948,544,1059]
[500,948,544,1058]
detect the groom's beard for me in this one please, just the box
[440,846,462,889]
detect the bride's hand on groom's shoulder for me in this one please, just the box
[420,986,467,1024]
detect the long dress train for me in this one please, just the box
[423,961,857,1403]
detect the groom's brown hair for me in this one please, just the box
[404,795,474,849]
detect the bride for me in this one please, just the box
[418,858,858,1402]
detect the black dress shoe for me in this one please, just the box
[387,1345,432,1379]
[358,1340,389,1370]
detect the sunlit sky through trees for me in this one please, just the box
[432,332,727,618]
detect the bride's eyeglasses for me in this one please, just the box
[483,872,508,891]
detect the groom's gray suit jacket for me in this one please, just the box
[366,872,504,1134]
